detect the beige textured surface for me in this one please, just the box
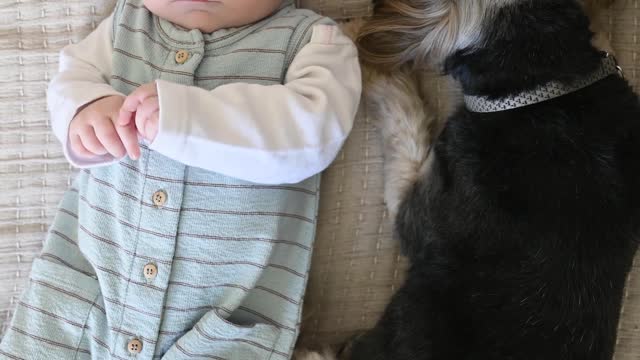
[0,0,117,333]
[0,0,639,358]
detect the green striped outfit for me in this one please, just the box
[0,1,332,359]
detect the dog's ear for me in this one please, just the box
[356,0,486,69]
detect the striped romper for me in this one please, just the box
[0,1,355,359]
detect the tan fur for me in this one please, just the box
[344,11,434,217]
[342,17,435,221]
[357,0,616,69]
[364,67,435,219]
[338,18,366,42]
[357,0,517,68]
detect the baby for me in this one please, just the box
[0,0,360,359]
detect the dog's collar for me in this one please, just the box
[464,54,623,113]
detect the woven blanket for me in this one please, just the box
[1,0,639,358]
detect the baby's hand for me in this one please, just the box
[118,82,160,143]
[70,95,141,160]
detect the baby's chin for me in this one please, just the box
[182,11,226,33]
[175,11,226,33]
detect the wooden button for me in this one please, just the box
[175,50,189,64]
[127,339,143,354]
[143,263,158,281]
[152,190,167,207]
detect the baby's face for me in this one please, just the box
[144,0,283,33]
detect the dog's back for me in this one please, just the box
[418,73,640,360]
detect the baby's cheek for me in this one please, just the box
[229,0,285,25]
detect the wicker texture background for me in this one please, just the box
[0,0,639,358]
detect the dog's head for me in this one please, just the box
[357,0,609,70]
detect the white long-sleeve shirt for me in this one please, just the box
[48,14,361,184]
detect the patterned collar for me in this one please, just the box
[464,54,623,113]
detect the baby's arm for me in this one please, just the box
[48,14,129,167]
[147,25,361,184]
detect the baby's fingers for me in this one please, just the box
[135,96,160,140]
[117,108,135,127]
[70,134,95,159]
[78,127,108,156]
[118,94,139,127]
[119,82,157,127]
[116,122,141,160]
[94,120,126,158]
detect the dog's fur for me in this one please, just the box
[298,0,640,359]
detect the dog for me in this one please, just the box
[298,0,640,359]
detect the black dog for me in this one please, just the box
[350,0,640,359]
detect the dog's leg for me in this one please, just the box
[347,262,467,360]
[364,67,435,221]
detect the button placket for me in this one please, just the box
[112,152,187,359]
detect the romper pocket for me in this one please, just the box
[162,308,283,360]
[0,258,101,360]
